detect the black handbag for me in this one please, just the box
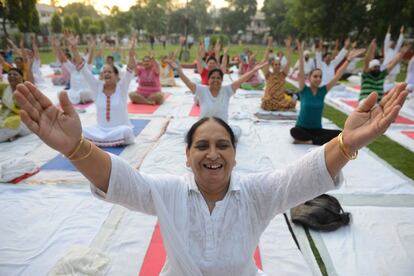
[290,194,351,231]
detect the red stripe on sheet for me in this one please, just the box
[395,116,414,125]
[254,247,263,269]
[402,131,414,140]
[341,99,359,108]
[189,103,200,117]
[139,223,166,276]
[340,99,414,125]
[139,222,263,275]
[128,94,170,114]
[10,168,40,184]
[352,85,361,90]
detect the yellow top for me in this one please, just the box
[0,83,21,129]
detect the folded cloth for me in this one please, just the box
[0,158,37,182]
[254,112,297,121]
[48,245,110,276]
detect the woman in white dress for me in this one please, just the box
[64,31,137,147]
[15,79,408,275]
[51,36,94,105]
[169,60,266,122]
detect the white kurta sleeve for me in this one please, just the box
[245,145,343,222]
[395,33,404,52]
[80,64,102,92]
[90,154,183,216]
[118,69,134,97]
[62,61,76,74]
[315,51,323,69]
[332,47,348,67]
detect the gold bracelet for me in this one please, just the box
[338,132,358,160]
[69,140,93,162]
[66,135,84,159]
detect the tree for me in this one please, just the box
[1,0,39,34]
[97,19,106,34]
[262,0,298,40]
[225,0,257,33]
[50,13,62,34]
[62,3,98,18]
[188,0,212,36]
[80,16,92,35]
[72,14,81,34]
[142,0,169,35]
[63,14,73,29]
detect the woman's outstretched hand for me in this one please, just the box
[15,82,82,156]
[342,83,408,153]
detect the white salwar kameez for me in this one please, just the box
[80,65,134,147]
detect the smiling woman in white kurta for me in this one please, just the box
[80,64,134,146]
[60,31,138,147]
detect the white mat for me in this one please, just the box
[0,184,113,275]
[311,202,414,276]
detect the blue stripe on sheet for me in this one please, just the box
[41,119,150,171]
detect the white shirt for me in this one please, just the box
[195,84,235,122]
[316,48,348,85]
[80,65,133,127]
[293,57,315,75]
[91,146,341,276]
[383,33,404,75]
[63,61,93,104]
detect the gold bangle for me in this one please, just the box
[69,140,93,162]
[338,132,358,160]
[66,135,84,159]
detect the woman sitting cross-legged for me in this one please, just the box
[129,54,165,105]
[290,40,366,145]
[0,62,33,142]
[15,76,408,275]
[261,36,296,111]
[64,31,137,147]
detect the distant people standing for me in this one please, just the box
[359,39,408,103]
[149,34,155,50]
[160,35,167,49]
[204,36,210,51]
[187,35,194,49]
[316,38,350,85]
[383,25,405,86]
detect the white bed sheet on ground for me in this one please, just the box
[312,205,414,276]
[260,215,314,276]
[0,184,113,276]
[97,209,157,275]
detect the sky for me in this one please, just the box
[39,0,264,15]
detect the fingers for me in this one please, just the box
[17,85,42,121]
[382,83,406,113]
[15,84,43,125]
[59,91,77,116]
[377,105,402,133]
[24,81,53,109]
[356,92,377,112]
[20,110,40,134]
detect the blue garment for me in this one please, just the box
[296,85,327,129]
[5,51,13,64]
[93,56,104,74]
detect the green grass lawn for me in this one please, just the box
[39,43,298,65]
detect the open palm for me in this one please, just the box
[15,82,82,156]
[342,84,408,152]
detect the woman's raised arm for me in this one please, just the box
[324,84,408,178]
[15,82,112,193]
